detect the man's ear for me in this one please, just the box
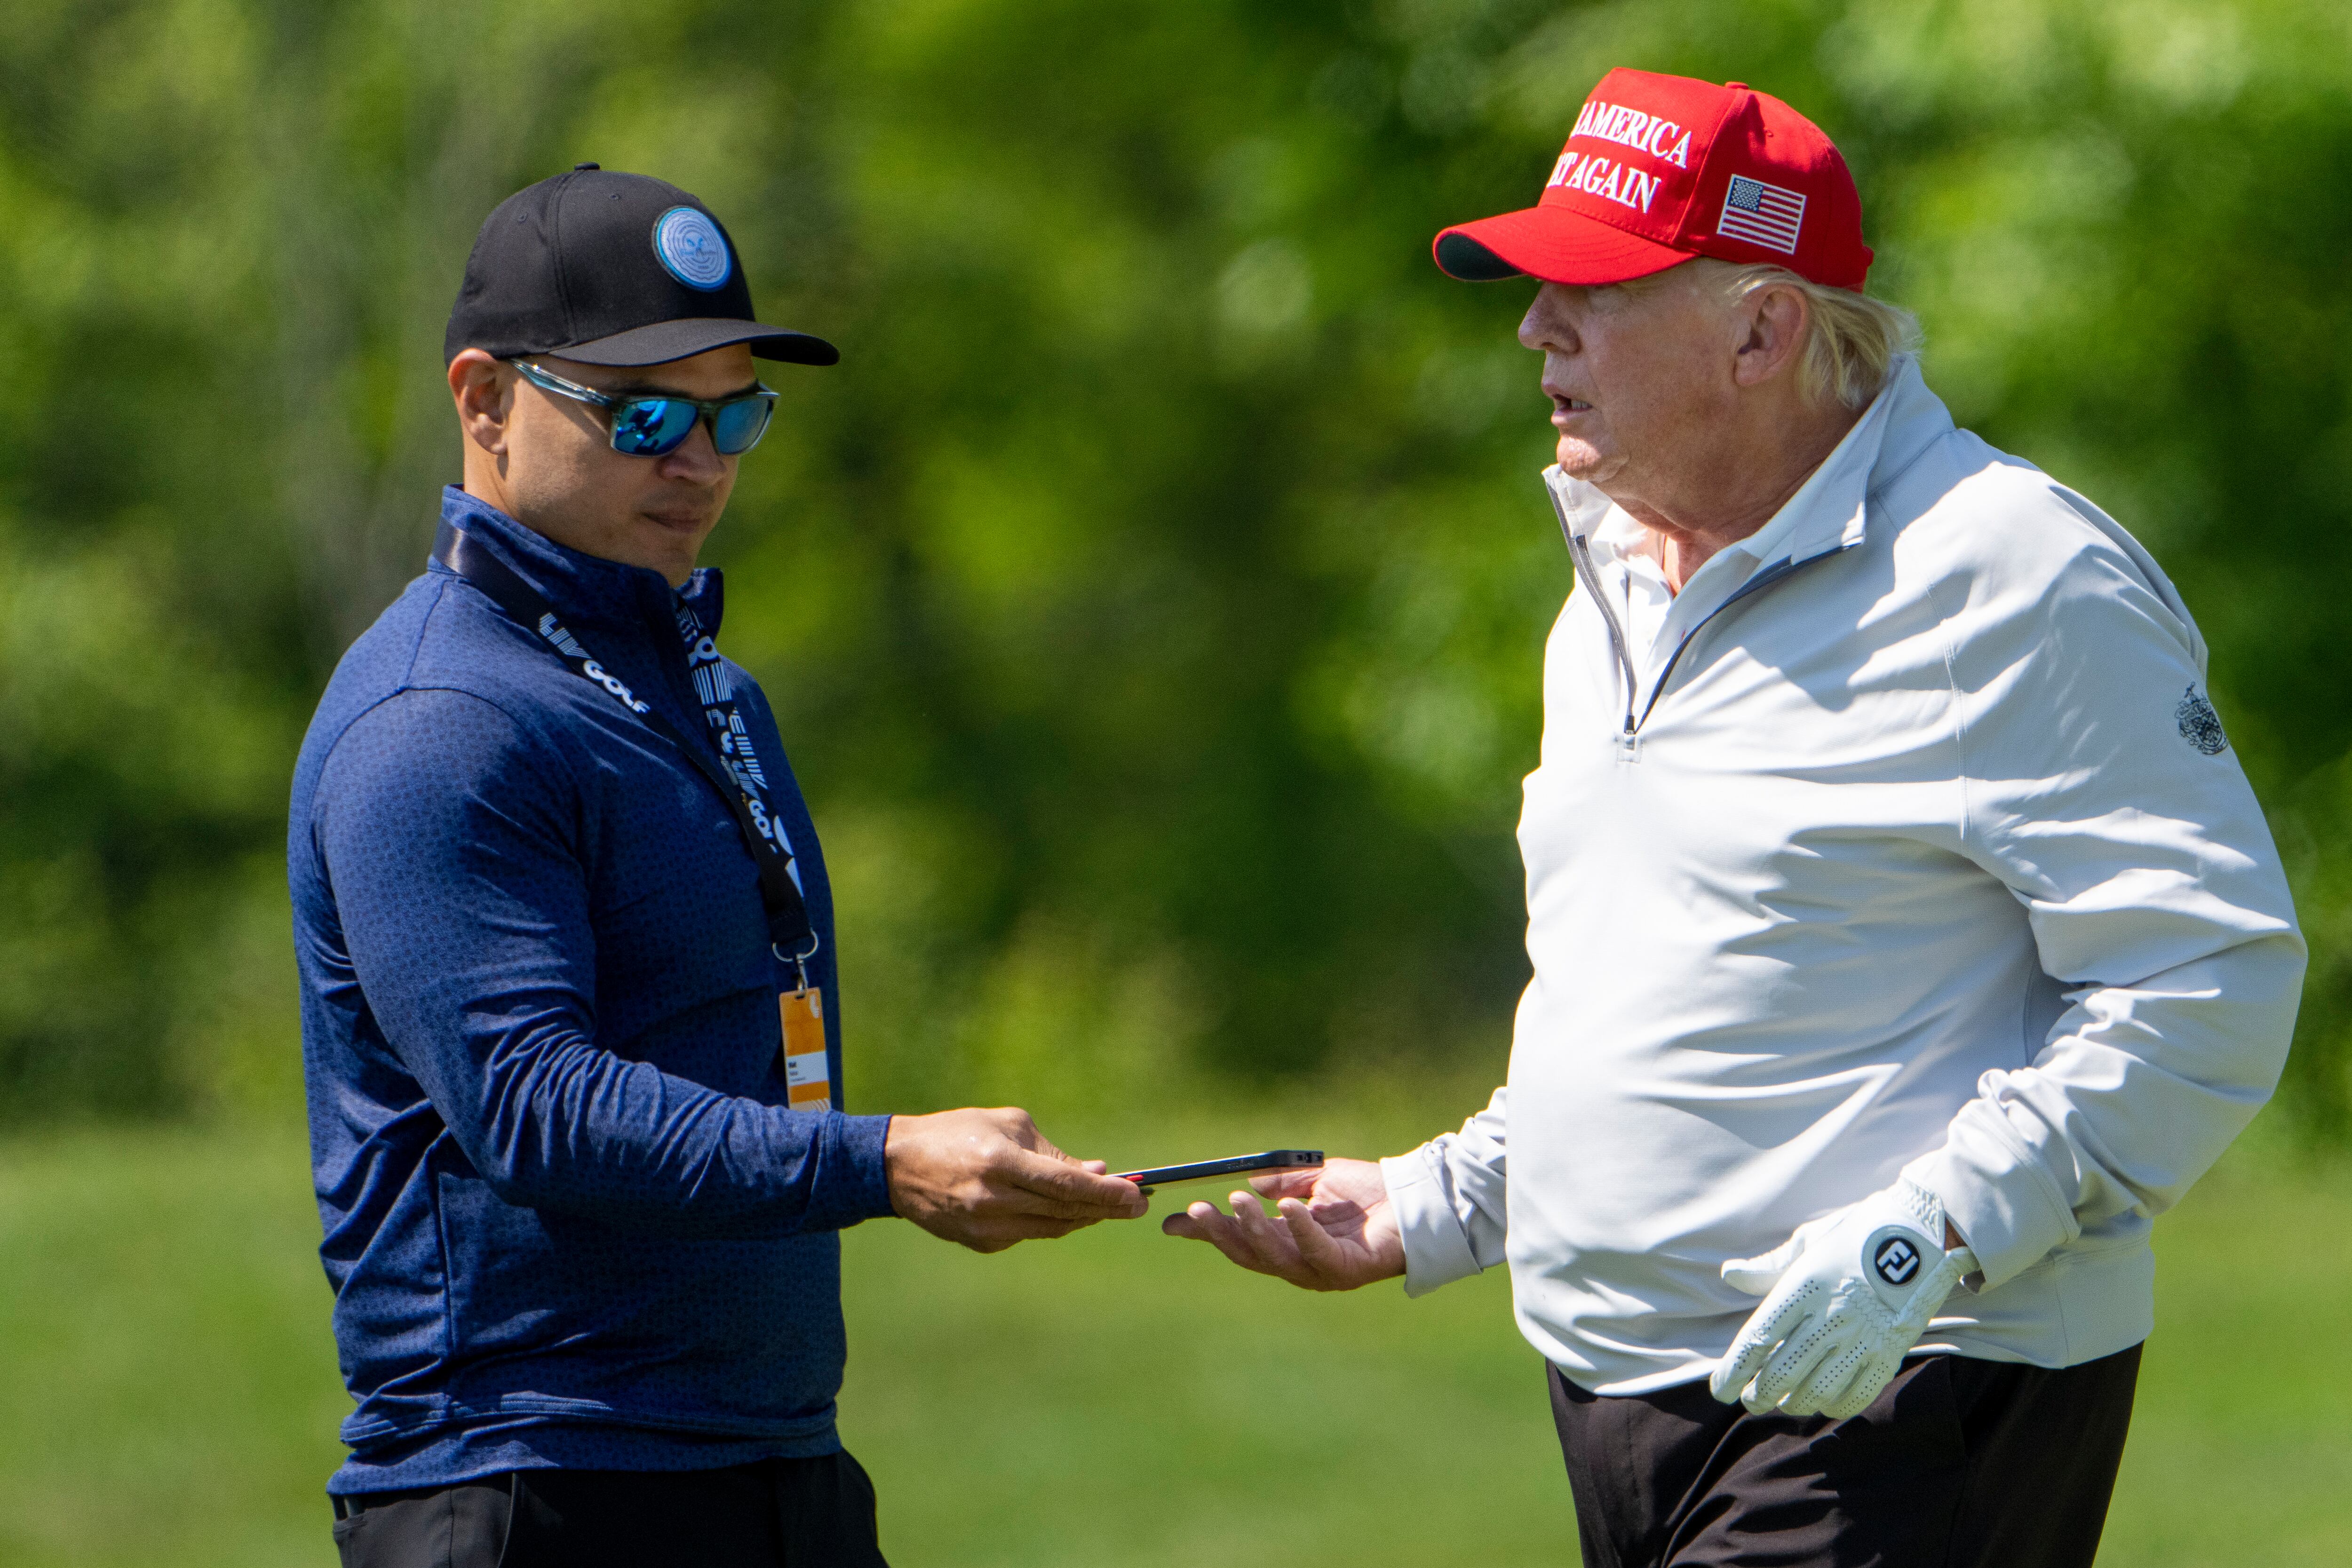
[1731,284,1811,389]
[448,349,513,456]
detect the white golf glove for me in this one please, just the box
[1708,1179,1977,1420]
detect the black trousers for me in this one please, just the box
[1549,1347,2141,1568]
[328,1452,889,1568]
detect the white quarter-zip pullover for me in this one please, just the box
[1382,358,2304,1393]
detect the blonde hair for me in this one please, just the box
[1626,259,1922,410]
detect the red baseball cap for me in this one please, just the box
[1434,69,1872,292]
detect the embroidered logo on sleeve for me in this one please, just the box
[2176,686,2228,755]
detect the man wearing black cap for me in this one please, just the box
[290,166,1148,1567]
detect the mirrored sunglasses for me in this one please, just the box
[511,358,778,457]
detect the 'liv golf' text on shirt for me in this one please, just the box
[1546,99,1692,215]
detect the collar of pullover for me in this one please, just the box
[1545,354,1950,580]
[434,485,727,637]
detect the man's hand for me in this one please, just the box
[1709,1179,1978,1419]
[884,1108,1147,1253]
[1159,1156,1403,1290]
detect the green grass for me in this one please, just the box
[1,1110,2346,1566]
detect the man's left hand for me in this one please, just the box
[1160,1157,1403,1290]
[1709,1179,1977,1419]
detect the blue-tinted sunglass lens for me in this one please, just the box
[712,398,773,455]
[610,398,697,455]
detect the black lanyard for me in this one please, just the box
[672,597,798,880]
[432,520,818,969]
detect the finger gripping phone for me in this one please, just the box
[1111,1149,1324,1191]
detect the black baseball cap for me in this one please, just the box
[443,164,838,368]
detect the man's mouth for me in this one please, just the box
[1551,396,1592,416]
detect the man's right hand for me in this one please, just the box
[1160,1155,1403,1290]
[883,1107,1147,1253]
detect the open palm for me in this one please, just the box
[1159,1156,1404,1290]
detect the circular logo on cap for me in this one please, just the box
[652,206,731,290]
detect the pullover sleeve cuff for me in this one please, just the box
[1382,1147,1484,1299]
[817,1112,898,1228]
[1901,1101,2077,1291]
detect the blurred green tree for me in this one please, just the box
[1,0,2345,1141]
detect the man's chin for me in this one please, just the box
[1555,438,1608,480]
[612,515,715,587]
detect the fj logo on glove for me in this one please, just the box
[1872,1235,1921,1287]
[1714,1184,1979,1421]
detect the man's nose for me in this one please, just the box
[1519,283,1577,353]
[654,419,729,483]
[1519,304,1566,353]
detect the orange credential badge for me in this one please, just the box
[780,987,830,1111]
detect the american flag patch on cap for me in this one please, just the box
[1716,175,1805,255]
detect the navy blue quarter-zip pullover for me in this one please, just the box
[290,487,895,1495]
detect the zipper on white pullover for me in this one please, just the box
[1549,483,1838,758]
[1551,487,1642,755]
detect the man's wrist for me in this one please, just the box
[1380,1148,1482,1297]
[836,1112,898,1224]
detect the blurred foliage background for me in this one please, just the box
[4,0,2352,1138]
[5,1,2352,1563]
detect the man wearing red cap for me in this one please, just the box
[1168,71,2303,1566]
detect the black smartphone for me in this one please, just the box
[1111,1149,1324,1192]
